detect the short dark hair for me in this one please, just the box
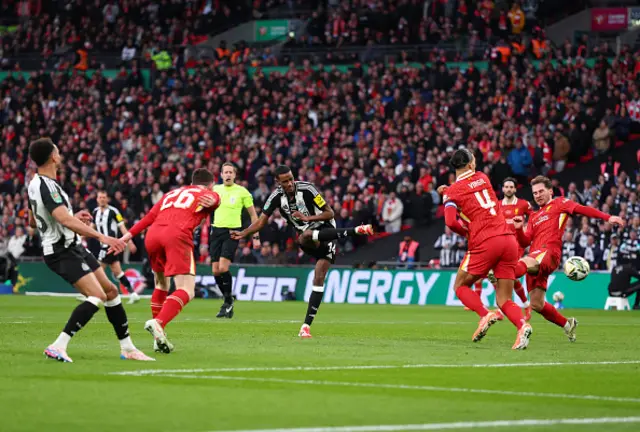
[221,162,237,173]
[275,165,291,178]
[503,177,517,187]
[530,175,553,189]
[29,138,55,167]
[192,168,214,186]
[449,148,474,170]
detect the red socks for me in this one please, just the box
[540,302,568,328]
[473,281,483,296]
[151,289,168,318]
[515,261,528,278]
[499,300,526,330]
[156,289,191,328]
[514,279,528,304]
[456,286,489,317]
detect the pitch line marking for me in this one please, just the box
[109,360,640,376]
[205,416,640,432]
[159,374,640,403]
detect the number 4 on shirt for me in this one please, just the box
[475,190,497,216]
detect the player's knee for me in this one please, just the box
[530,297,545,311]
[103,283,118,301]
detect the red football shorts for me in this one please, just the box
[525,248,560,292]
[460,234,518,280]
[145,226,196,277]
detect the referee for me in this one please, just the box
[210,162,260,318]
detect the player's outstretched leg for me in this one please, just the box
[44,273,106,363]
[95,268,154,361]
[530,287,577,342]
[309,225,374,242]
[299,259,331,338]
[514,279,531,321]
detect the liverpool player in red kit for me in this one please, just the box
[513,176,625,342]
[440,149,532,350]
[117,169,220,353]
[497,178,533,320]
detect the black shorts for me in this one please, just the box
[209,227,240,262]
[300,239,337,264]
[44,245,101,285]
[97,248,123,265]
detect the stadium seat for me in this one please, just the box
[604,296,631,311]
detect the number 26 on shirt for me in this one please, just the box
[160,188,200,211]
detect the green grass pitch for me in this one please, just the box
[1,296,640,432]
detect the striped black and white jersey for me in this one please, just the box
[27,174,79,256]
[262,181,336,233]
[92,205,124,246]
[434,232,463,268]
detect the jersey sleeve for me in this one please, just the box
[309,186,327,209]
[112,207,125,225]
[39,180,64,214]
[262,191,280,216]
[242,187,254,209]
[128,201,162,237]
[559,198,579,214]
[442,188,458,210]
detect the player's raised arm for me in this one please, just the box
[230,213,269,240]
[570,202,626,227]
[512,215,532,248]
[28,209,37,229]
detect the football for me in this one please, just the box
[563,256,590,281]
[552,291,565,302]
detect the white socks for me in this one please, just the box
[119,336,136,351]
[52,332,71,351]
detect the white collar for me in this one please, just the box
[502,196,517,206]
[456,170,474,182]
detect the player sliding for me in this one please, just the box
[439,149,532,350]
[116,169,220,353]
[512,176,625,341]
[230,165,374,338]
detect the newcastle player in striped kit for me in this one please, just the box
[93,191,140,304]
[27,138,153,363]
[231,166,374,338]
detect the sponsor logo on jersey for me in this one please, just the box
[52,191,63,204]
[534,215,549,226]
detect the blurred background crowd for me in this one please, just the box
[1,0,639,269]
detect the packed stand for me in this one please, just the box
[0,0,254,68]
[284,0,591,64]
[1,37,640,265]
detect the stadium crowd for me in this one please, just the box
[1,0,640,267]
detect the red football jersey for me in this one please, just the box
[525,197,578,252]
[129,186,219,239]
[443,171,512,250]
[499,197,532,232]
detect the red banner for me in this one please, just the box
[591,8,629,31]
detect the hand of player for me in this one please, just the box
[76,210,93,225]
[230,230,245,240]
[104,236,127,255]
[437,185,448,195]
[292,211,309,222]
[127,240,137,254]
[198,193,219,209]
[512,216,524,230]
[608,216,626,228]
[252,237,261,249]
